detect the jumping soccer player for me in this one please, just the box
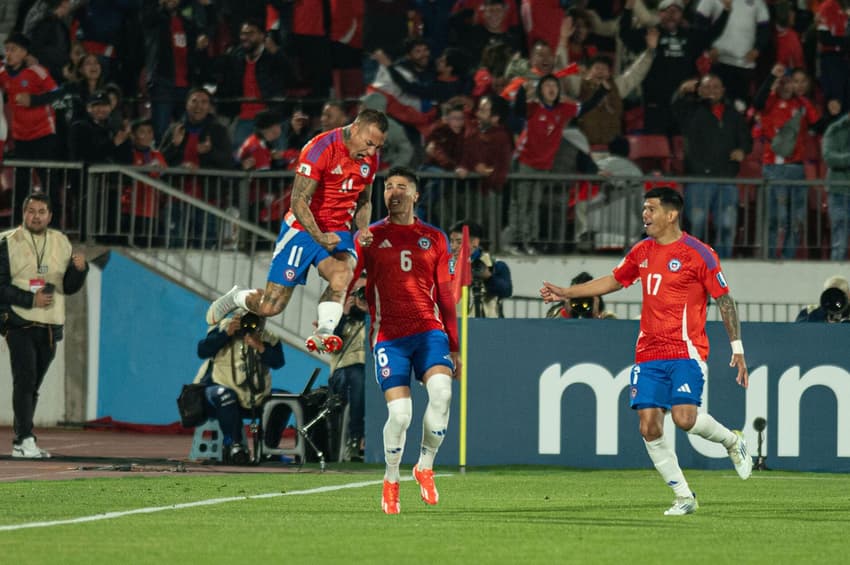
[206,109,388,353]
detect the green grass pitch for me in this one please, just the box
[0,466,847,564]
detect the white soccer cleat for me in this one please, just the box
[728,430,753,480]
[205,285,240,325]
[664,494,698,516]
[12,437,51,459]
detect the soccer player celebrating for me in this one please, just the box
[540,187,752,516]
[353,166,459,515]
[206,109,388,353]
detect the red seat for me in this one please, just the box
[627,135,671,173]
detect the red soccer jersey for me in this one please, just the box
[521,0,564,52]
[288,128,379,231]
[354,218,459,351]
[517,101,579,170]
[817,0,847,53]
[330,0,364,49]
[612,233,730,363]
[237,133,273,170]
[170,15,189,87]
[0,64,57,141]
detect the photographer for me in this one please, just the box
[449,220,512,318]
[193,310,284,464]
[328,275,368,461]
[545,272,616,319]
[796,275,850,323]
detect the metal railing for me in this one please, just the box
[0,160,843,326]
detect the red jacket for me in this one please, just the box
[760,93,820,164]
[460,121,513,193]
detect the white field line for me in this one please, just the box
[0,476,426,532]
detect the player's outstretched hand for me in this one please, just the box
[540,281,568,303]
[358,227,374,247]
[730,353,748,388]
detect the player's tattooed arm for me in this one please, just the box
[354,184,373,231]
[716,294,741,341]
[291,174,325,241]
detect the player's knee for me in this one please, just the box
[386,397,412,431]
[426,374,452,414]
[672,411,696,431]
[639,421,663,441]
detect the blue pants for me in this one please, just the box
[329,364,365,440]
[685,182,738,258]
[828,191,850,260]
[763,164,806,259]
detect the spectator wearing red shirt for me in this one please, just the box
[508,74,608,254]
[520,0,565,55]
[450,0,523,69]
[753,64,820,258]
[773,3,804,70]
[419,100,468,224]
[288,0,332,99]
[0,32,61,225]
[329,0,365,98]
[456,93,514,244]
[142,0,210,143]
[117,118,167,242]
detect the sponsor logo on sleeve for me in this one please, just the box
[297,163,312,176]
[716,271,728,288]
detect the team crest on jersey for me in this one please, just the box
[716,271,728,288]
[418,237,431,250]
[284,268,296,281]
[360,163,370,177]
[667,259,681,272]
[297,163,312,176]
[630,386,637,398]
[380,367,391,378]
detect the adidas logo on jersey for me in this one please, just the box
[379,239,392,248]
[676,383,692,393]
[639,259,648,268]
[331,165,343,175]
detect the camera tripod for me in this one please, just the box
[295,393,342,471]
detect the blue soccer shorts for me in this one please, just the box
[268,225,356,287]
[373,330,454,392]
[629,358,706,410]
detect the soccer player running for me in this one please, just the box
[206,109,388,353]
[540,187,752,516]
[352,166,459,515]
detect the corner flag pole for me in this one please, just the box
[459,284,469,473]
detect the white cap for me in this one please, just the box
[658,0,684,10]
[823,275,850,295]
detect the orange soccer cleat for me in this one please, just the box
[412,464,439,505]
[381,480,400,514]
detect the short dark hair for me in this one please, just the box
[131,118,155,133]
[403,37,428,54]
[481,94,509,125]
[608,136,630,158]
[385,166,419,190]
[589,55,614,69]
[23,192,51,211]
[354,108,389,133]
[449,220,483,240]
[442,47,469,77]
[241,19,265,33]
[324,99,346,113]
[644,187,684,212]
[188,86,213,101]
[4,32,31,52]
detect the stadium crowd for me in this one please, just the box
[1,0,849,259]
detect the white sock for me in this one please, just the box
[316,301,344,335]
[418,373,452,470]
[383,397,412,483]
[233,290,255,310]
[644,436,692,498]
[688,413,738,448]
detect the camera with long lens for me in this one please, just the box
[237,312,263,336]
[569,298,595,319]
[820,287,850,322]
[471,258,489,281]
